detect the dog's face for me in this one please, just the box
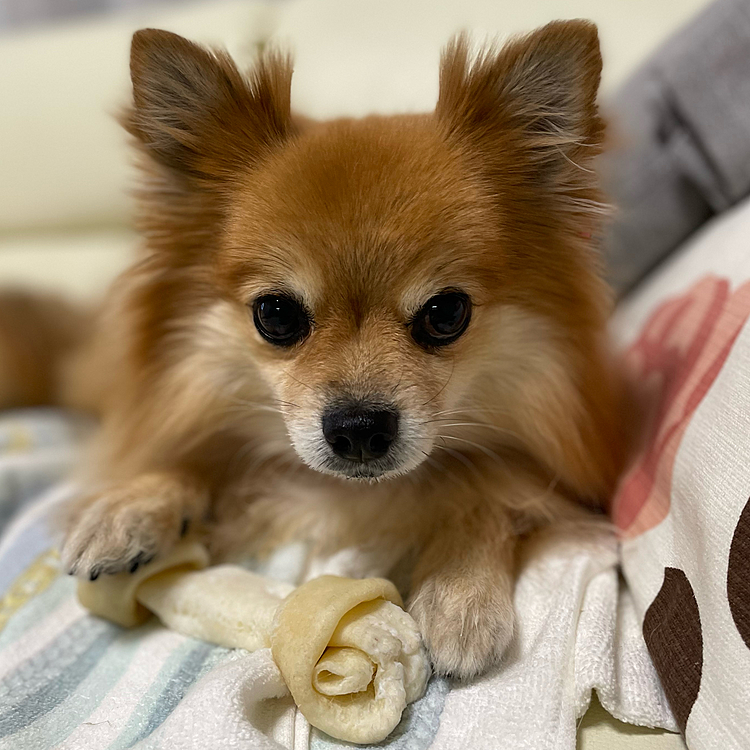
[219,117,508,480]
[126,24,609,483]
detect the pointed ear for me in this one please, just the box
[437,21,603,171]
[125,29,293,181]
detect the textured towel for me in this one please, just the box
[0,410,674,749]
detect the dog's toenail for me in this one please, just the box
[180,518,190,537]
[89,570,100,581]
[128,550,148,574]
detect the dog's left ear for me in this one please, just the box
[437,21,603,176]
[126,29,293,183]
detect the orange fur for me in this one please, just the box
[0,290,92,409]
[2,22,634,677]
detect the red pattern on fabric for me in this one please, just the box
[613,276,750,537]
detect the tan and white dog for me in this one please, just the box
[0,20,632,678]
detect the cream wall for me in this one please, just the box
[0,0,712,236]
[0,0,713,300]
[0,0,706,297]
[280,0,712,118]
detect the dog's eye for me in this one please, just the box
[252,294,310,347]
[411,291,471,348]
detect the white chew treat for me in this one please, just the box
[272,576,430,744]
[76,543,430,744]
[313,647,374,695]
[137,566,295,651]
[77,542,210,627]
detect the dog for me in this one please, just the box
[0,20,632,678]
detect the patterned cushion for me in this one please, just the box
[612,195,750,747]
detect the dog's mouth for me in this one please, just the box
[317,451,406,482]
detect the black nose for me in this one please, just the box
[322,407,399,462]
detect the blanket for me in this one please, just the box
[3,200,745,750]
[0,410,674,749]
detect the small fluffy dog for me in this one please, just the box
[0,20,631,677]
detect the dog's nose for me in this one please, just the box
[322,407,399,462]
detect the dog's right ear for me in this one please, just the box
[126,29,293,182]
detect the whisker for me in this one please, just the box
[420,449,468,489]
[436,434,509,467]
[284,369,316,393]
[430,406,510,419]
[217,406,287,424]
[275,400,302,410]
[223,396,301,414]
[390,371,405,399]
[433,441,480,475]
[222,403,283,415]
[428,420,525,443]
[422,358,456,407]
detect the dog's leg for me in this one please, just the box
[62,471,208,580]
[408,503,517,679]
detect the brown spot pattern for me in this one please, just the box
[643,567,703,734]
[727,497,750,650]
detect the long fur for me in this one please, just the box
[0,21,634,678]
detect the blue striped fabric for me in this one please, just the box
[0,410,447,750]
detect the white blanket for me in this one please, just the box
[0,410,674,749]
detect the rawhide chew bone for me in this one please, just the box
[77,541,211,628]
[272,575,429,743]
[77,541,430,744]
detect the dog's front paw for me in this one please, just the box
[408,573,515,679]
[62,473,204,580]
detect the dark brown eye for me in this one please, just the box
[411,291,471,348]
[252,294,310,347]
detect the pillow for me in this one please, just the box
[611,193,750,746]
[600,0,750,295]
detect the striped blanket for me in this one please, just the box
[0,410,674,750]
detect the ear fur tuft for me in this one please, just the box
[437,21,603,168]
[125,28,293,181]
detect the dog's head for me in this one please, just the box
[126,23,612,485]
